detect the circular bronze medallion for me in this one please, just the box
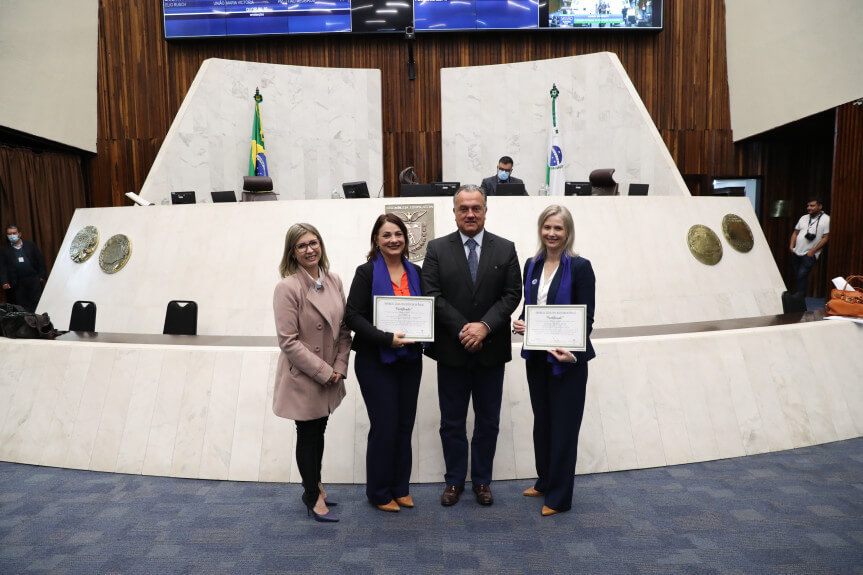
[99,234,132,274]
[687,225,722,265]
[70,225,100,263]
[721,214,754,253]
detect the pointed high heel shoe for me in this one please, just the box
[376,499,400,512]
[522,487,543,497]
[541,505,559,517]
[395,495,414,508]
[302,492,340,523]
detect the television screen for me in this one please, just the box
[163,0,661,38]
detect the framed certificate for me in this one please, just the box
[373,296,435,342]
[523,305,587,351]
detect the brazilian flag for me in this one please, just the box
[249,90,268,177]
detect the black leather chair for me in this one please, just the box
[69,301,97,332]
[589,168,619,196]
[163,300,198,335]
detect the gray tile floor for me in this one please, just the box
[2,438,862,574]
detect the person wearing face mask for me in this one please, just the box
[273,223,352,523]
[1,224,48,312]
[480,156,527,196]
[345,213,424,513]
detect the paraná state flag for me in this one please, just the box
[546,84,565,196]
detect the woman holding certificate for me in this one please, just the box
[346,214,424,513]
[511,205,596,516]
[273,223,352,523]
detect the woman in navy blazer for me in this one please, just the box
[345,213,424,512]
[512,204,595,516]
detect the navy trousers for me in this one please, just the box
[355,354,422,505]
[437,361,505,487]
[526,358,588,512]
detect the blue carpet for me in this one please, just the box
[1,438,862,574]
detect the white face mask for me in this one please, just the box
[7,234,19,244]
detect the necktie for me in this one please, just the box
[466,238,478,283]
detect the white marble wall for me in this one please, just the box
[2,319,860,483]
[38,196,783,334]
[441,52,689,196]
[138,58,383,203]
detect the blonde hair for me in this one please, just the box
[279,223,330,278]
[535,204,577,258]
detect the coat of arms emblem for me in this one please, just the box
[385,203,435,262]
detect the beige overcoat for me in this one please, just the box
[272,269,352,421]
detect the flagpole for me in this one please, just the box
[546,84,559,186]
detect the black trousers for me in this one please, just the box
[295,416,328,500]
[355,353,422,505]
[437,361,505,487]
[526,358,588,512]
[8,277,42,313]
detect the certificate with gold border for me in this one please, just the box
[373,296,435,342]
[523,305,587,351]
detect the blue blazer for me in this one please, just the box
[520,255,596,363]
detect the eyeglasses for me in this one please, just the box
[295,239,320,252]
[497,166,513,173]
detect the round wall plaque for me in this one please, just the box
[70,225,99,263]
[721,214,754,253]
[99,234,132,274]
[687,225,722,265]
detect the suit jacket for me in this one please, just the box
[345,259,424,358]
[0,240,47,287]
[422,230,521,367]
[520,255,596,363]
[272,270,353,421]
[480,175,526,196]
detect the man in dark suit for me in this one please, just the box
[422,185,522,506]
[1,224,47,312]
[480,156,527,196]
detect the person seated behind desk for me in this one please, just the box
[481,156,527,196]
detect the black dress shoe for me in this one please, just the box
[472,484,493,506]
[441,485,464,506]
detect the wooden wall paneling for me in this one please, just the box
[826,103,863,286]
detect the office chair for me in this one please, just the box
[69,301,97,332]
[163,300,198,335]
[589,168,619,195]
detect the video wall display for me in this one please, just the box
[164,0,662,38]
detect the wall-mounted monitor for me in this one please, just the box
[163,1,663,39]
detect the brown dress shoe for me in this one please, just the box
[541,505,559,516]
[441,485,464,506]
[376,500,400,512]
[522,486,543,497]
[395,495,414,508]
[472,484,494,506]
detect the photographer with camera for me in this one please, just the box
[789,198,830,296]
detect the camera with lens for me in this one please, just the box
[805,232,816,241]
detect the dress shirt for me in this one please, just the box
[536,263,558,306]
[458,229,485,261]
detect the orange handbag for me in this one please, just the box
[825,275,863,318]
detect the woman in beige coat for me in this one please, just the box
[273,223,352,522]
